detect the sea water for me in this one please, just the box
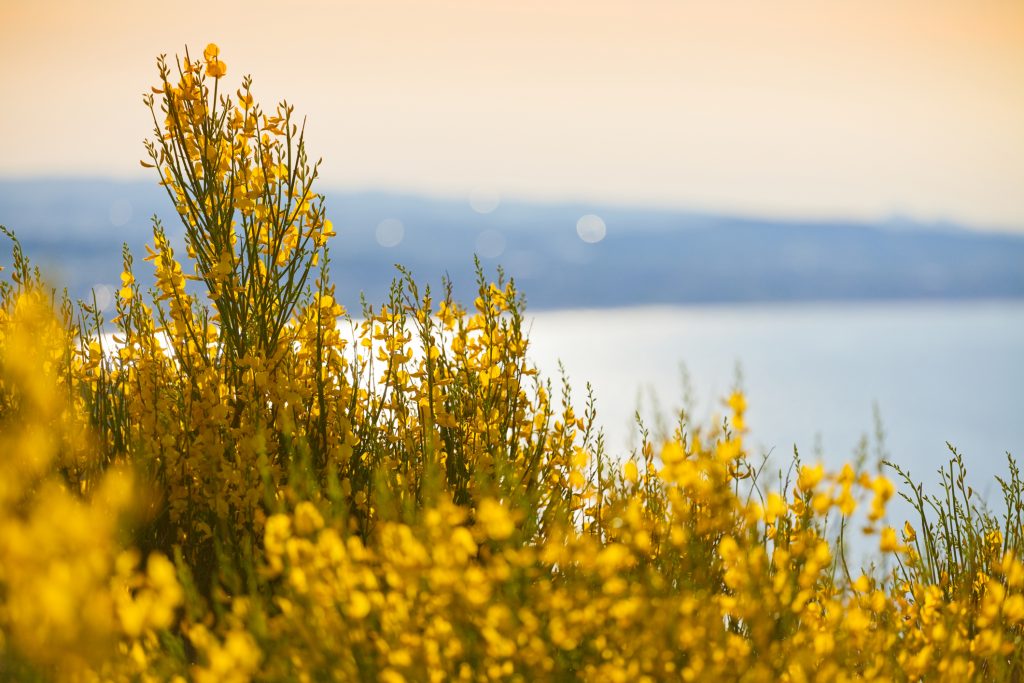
[525,299,1024,499]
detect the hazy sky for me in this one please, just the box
[2,1,1022,229]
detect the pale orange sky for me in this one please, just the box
[1,0,1022,229]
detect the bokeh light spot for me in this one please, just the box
[469,188,501,214]
[475,229,506,259]
[375,218,405,247]
[92,284,114,311]
[576,214,606,243]
[109,199,132,227]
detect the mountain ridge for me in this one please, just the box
[2,178,1022,310]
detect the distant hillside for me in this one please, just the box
[2,178,1023,311]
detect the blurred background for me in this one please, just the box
[1,1,1022,490]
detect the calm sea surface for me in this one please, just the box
[524,300,1024,498]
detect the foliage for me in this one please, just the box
[1,46,1023,682]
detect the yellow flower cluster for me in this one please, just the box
[0,271,182,682]
[1,47,1022,681]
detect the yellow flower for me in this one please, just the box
[206,60,227,78]
[293,502,324,536]
[797,463,824,492]
[879,526,902,553]
[477,498,514,541]
[622,460,639,484]
[763,492,788,524]
[837,487,857,516]
[236,89,254,109]
[1004,594,1024,625]
[726,390,747,415]
[868,475,895,521]
[203,44,227,78]
[346,591,372,619]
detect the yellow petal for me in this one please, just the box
[206,60,227,79]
